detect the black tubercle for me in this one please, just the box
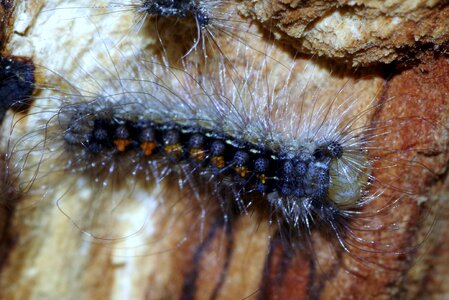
[65,115,343,205]
[142,0,210,27]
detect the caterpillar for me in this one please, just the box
[3,43,444,272]
[0,55,35,212]
[43,0,270,70]
[111,0,260,59]
[0,55,35,122]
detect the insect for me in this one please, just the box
[115,0,253,58]
[44,0,271,70]
[0,56,35,122]
[3,40,449,300]
[4,42,444,274]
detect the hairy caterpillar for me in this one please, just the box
[112,0,262,60]
[44,0,271,69]
[3,42,445,275]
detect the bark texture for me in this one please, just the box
[241,0,449,66]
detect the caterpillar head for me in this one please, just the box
[316,141,370,208]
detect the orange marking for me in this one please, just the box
[141,142,156,156]
[212,156,225,168]
[190,148,205,161]
[235,166,249,178]
[114,139,132,152]
[257,174,267,184]
[164,144,183,157]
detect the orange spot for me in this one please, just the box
[114,139,132,152]
[164,144,183,157]
[212,156,225,168]
[190,148,205,161]
[141,142,156,156]
[257,174,267,184]
[235,166,249,177]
